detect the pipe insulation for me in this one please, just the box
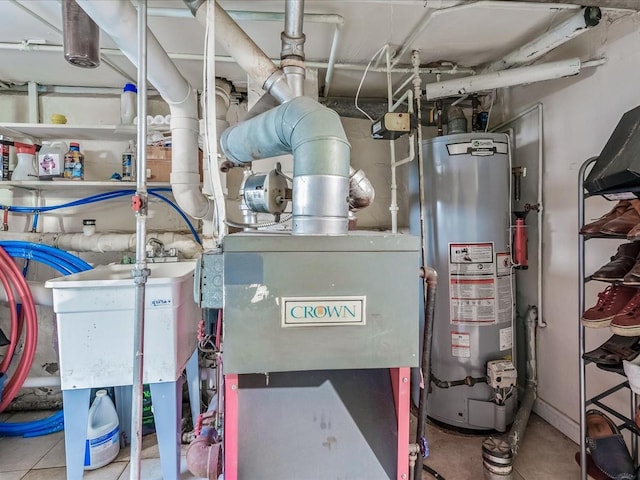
[220,96,350,235]
[426,58,584,99]
[75,0,214,222]
[483,7,601,73]
[195,1,295,104]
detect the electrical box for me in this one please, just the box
[487,360,517,389]
[371,112,415,140]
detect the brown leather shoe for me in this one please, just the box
[623,255,640,285]
[610,291,640,336]
[628,222,640,241]
[581,200,630,235]
[601,200,640,235]
[592,242,640,282]
[583,285,638,327]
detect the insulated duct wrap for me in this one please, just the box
[220,96,350,235]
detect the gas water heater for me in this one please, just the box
[410,132,517,432]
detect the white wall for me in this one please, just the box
[497,11,640,441]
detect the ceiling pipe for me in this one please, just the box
[0,42,474,76]
[281,0,306,97]
[75,0,214,225]
[391,1,480,68]
[483,6,601,73]
[195,1,295,104]
[151,5,345,98]
[493,0,640,9]
[424,57,604,100]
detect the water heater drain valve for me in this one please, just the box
[487,360,517,389]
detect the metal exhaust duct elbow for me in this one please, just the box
[220,96,350,235]
[349,167,375,212]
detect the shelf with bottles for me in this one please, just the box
[0,123,167,142]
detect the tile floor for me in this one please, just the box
[0,411,583,480]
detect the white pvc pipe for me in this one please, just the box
[391,1,479,68]
[150,7,344,25]
[200,1,294,104]
[322,25,342,97]
[0,42,475,75]
[21,376,61,388]
[204,1,227,242]
[76,0,214,223]
[493,103,546,328]
[425,58,584,100]
[0,232,202,258]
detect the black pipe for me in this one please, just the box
[431,374,487,389]
[415,266,437,480]
[423,464,447,479]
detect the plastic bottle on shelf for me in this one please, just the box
[12,143,38,181]
[120,83,137,125]
[63,142,84,180]
[122,140,135,180]
[37,141,67,179]
[84,389,120,470]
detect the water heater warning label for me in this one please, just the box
[451,331,471,358]
[449,242,511,326]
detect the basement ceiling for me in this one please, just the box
[0,0,633,97]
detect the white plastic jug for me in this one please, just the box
[38,141,67,178]
[12,143,37,181]
[120,83,137,124]
[84,389,120,470]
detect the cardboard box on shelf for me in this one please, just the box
[145,146,203,182]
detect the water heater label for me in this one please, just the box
[451,331,471,358]
[281,296,366,327]
[500,327,513,351]
[449,242,497,325]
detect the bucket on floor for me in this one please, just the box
[84,389,120,470]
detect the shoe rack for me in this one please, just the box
[578,157,640,480]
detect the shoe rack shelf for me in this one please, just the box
[578,157,640,480]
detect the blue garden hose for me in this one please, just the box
[0,242,93,437]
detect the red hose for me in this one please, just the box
[0,260,18,374]
[0,247,37,412]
